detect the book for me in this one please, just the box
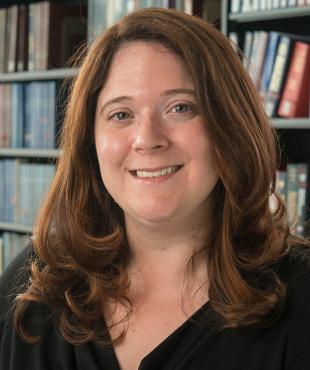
[296,163,310,237]
[16,4,28,72]
[0,8,6,73]
[276,170,287,203]
[7,5,18,73]
[278,41,310,118]
[264,36,293,117]
[11,83,24,148]
[231,0,242,13]
[243,31,254,71]
[260,31,281,100]
[44,1,87,70]
[286,163,298,234]
[248,31,269,89]
[229,32,239,53]
[0,160,55,226]
[0,84,5,147]
[27,3,35,71]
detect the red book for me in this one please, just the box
[278,41,310,118]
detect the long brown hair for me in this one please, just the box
[14,7,309,345]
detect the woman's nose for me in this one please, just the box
[132,115,169,153]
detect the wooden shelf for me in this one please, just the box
[272,118,310,129]
[0,68,78,82]
[0,222,32,233]
[0,148,60,158]
[229,6,310,22]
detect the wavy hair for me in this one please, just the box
[13,7,309,345]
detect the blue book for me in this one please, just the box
[19,163,28,225]
[260,32,280,97]
[38,82,48,149]
[32,82,40,148]
[7,159,17,223]
[11,83,24,148]
[47,81,56,148]
[24,83,34,148]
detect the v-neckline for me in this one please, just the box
[108,300,211,370]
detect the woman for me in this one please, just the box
[1,7,310,370]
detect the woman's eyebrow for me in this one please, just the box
[161,88,196,97]
[99,88,196,115]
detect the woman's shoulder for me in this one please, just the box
[0,243,34,319]
[277,245,310,288]
[275,244,310,317]
[275,245,310,368]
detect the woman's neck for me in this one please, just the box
[124,215,210,305]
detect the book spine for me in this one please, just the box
[7,5,18,73]
[278,42,310,118]
[0,84,4,147]
[260,32,280,98]
[0,160,4,221]
[0,8,6,73]
[17,5,29,71]
[296,163,308,236]
[19,163,27,225]
[286,163,298,234]
[28,4,35,71]
[264,36,292,117]
[243,31,253,71]
[24,83,32,148]
[6,83,12,147]
[276,170,287,203]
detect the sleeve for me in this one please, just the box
[283,248,310,370]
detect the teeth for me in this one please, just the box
[136,166,179,178]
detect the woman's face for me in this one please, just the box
[94,41,219,227]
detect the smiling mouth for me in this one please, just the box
[130,165,183,178]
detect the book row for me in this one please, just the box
[0,160,55,226]
[231,0,310,13]
[229,31,310,118]
[0,232,29,274]
[0,81,62,149]
[99,0,205,29]
[271,163,310,237]
[0,1,87,73]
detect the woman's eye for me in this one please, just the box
[170,103,193,113]
[110,112,130,121]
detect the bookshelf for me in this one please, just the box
[0,222,33,233]
[229,6,310,21]
[0,148,60,158]
[0,68,79,82]
[222,1,310,237]
[0,0,88,274]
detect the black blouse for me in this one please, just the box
[1,245,310,370]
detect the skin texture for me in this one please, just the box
[96,41,220,370]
